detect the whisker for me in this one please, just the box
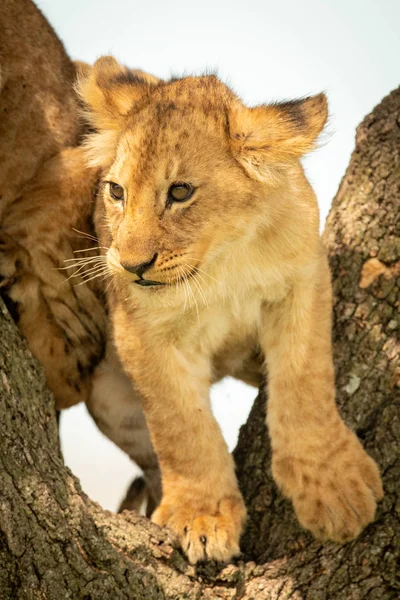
[176,266,188,312]
[183,257,222,285]
[181,266,199,322]
[59,256,107,269]
[80,264,110,278]
[61,259,108,282]
[58,261,107,277]
[73,246,109,254]
[180,265,190,312]
[61,264,97,282]
[194,272,212,300]
[74,267,111,286]
[59,263,105,274]
[182,262,212,294]
[63,256,106,264]
[183,264,208,307]
[71,227,100,243]
[62,266,105,285]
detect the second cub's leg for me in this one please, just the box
[261,251,383,541]
[87,350,161,514]
[112,303,246,564]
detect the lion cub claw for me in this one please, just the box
[273,430,383,543]
[152,495,246,564]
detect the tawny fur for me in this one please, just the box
[0,0,106,408]
[0,1,158,498]
[0,0,79,221]
[77,57,383,564]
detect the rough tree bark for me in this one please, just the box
[0,89,399,599]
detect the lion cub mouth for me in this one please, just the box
[133,267,198,288]
[134,278,165,287]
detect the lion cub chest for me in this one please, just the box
[178,292,263,383]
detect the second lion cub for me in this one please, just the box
[79,58,383,564]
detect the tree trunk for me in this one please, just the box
[1,89,399,599]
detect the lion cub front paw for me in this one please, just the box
[152,493,246,564]
[273,431,383,542]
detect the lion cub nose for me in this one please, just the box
[120,253,158,278]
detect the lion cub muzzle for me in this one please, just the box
[120,252,165,286]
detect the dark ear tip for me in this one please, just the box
[316,92,328,107]
[307,92,328,114]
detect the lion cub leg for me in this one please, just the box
[261,255,383,542]
[113,306,246,564]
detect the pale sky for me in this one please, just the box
[36,0,400,510]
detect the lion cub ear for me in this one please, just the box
[78,56,159,130]
[229,94,328,183]
[77,56,159,167]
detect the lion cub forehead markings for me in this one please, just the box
[127,75,232,122]
[81,59,328,189]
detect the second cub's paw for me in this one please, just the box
[0,232,29,289]
[273,430,383,543]
[152,494,246,564]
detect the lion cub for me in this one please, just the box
[79,58,383,564]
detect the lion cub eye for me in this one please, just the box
[168,183,195,203]
[109,182,124,201]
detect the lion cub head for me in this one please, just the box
[79,57,327,292]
